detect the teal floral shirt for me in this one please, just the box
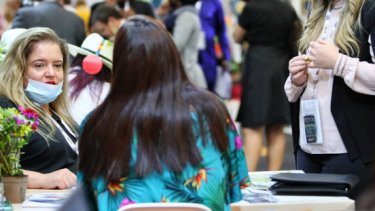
[80,114,250,211]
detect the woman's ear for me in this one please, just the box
[23,76,29,89]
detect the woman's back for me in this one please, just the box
[241,0,296,49]
[78,16,249,211]
[89,113,249,211]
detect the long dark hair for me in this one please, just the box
[69,54,112,101]
[79,16,229,181]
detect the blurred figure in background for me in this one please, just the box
[166,0,207,88]
[90,0,119,19]
[75,0,91,33]
[89,4,123,40]
[68,33,113,125]
[234,0,300,171]
[122,0,156,19]
[4,0,21,28]
[0,0,20,34]
[79,15,249,211]
[198,0,231,92]
[0,11,6,37]
[11,0,86,46]
[156,0,170,21]
[63,0,76,12]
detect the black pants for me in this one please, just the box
[296,146,375,199]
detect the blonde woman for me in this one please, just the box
[285,0,375,197]
[0,27,78,189]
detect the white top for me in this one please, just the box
[68,73,110,125]
[284,0,375,154]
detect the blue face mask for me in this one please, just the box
[24,78,63,105]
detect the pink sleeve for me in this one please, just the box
[284,75,307,102]
[333,54,375,95]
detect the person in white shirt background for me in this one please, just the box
[68,33,113,125]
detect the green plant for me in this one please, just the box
[0,106,38,176]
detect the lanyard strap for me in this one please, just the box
[321,10,336,41]
[50,115,78,155]
[311,5,342,98]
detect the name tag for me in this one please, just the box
[301,99,323,144]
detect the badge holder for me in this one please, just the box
[300,99,323,144]
[298,5,340,145]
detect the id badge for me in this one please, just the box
[301,99,323,144]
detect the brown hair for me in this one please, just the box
[79,16,230,181]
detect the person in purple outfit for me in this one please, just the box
[198,0,230,92]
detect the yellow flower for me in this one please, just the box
[184,168,208,190]
[108,177,126,195]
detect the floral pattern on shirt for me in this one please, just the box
[80,114,250,211]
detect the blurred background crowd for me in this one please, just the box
[0,0,308,172]
[3,0,375,209]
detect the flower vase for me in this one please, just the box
[3,175,28,203]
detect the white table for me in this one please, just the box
[231,196,354,211]
[230,171,355,211]
[12,189,69,211]
[12,189,355,211]
[11,170,355,211]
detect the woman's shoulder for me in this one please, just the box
[0,97,17,108]
[362,1,375,18]
[361,1,375,31]
[364,0,375,9]
[192,90,229,121]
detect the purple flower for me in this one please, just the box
[18,106,24,112]
[14,116,24,125]
[120,198,135,208]
[235,136,242,149]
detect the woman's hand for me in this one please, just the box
[45,168,77,189]
[289,55,309,87]
[308,39,340,69]
[24,168,77,189]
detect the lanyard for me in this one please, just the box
[311,3,342,97]
[50,115,78,155]
[321,9,339,41]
